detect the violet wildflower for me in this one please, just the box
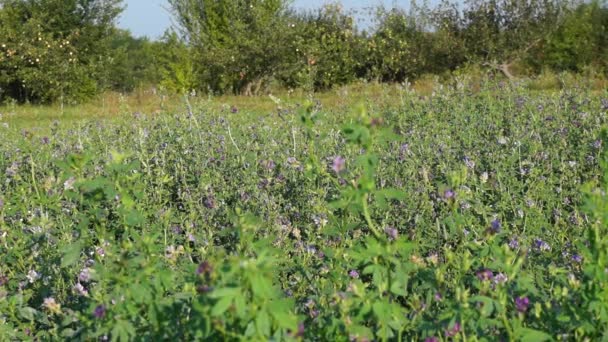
[349,270,359,279]
[476,269,494,282]
[493,273,508,285]
[292,323,305,338]
[93,305,106,319]
[434,292,443,301]
[332,156,346,174]
[487,218,502,234]
[96,246,106,257]
[572,254,583,263]
[464,156,475,169]
[197,261,213,276]
[509,237,519,250]
[261,159,276,171]
[73,283,88,297]
[445,322,461,337]
[171,225,183,234]
[79,268,91,283]
[443,189,455,200]
[514,296,530,313]
[203,194,217,209]
[230,106,238,113]
[384,226,398,240]
[425,338,439,342]
[593,139,602,149]
[534,238,551,252]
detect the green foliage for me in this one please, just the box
[155,31,197,94]
[104,29,163,93]
[543,0,608,71]
[168,0,294,95]
[288,4,362,90]
[2,81,608,339]
[0,0,123,103]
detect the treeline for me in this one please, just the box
[0,0,606,103]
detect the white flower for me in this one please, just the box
[73,283,88,296]
[26,270,40,283]
[480,171,488,184]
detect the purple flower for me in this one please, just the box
[534,238,551,252]
[349,270,359,279]
[476,269,494,282]
[593,139,602,149]
[171,225,183,234]
[425,337,440,342]
[40,137,50,145]
[488,218,501,234]
[434,292,443,301]
[93,305,106,319]
[261,159,276,171]
[196,285,213,294]
[293,323,305,338]
[572,254,583,263]
[514,296,530,313]
[78,268,91,283]
[231,106,238,113]
[509,237,520,250]
[464,156,475,169]
[445,322,461,337]
[197,261,213,276]
[443,189,455,200]
[493,273,508,285]
[203,195,217,209]
[73,283,88,296]
[384,226,398,240]
[332,156,346,174]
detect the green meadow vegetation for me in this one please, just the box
[1,0,608,341]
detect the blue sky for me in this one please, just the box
[118,0,440,39]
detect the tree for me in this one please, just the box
[168,0,294,95]
[0,0,123,103]
[460,0,570,79]
[105,29,162,93]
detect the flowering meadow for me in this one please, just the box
[2,83,608,341]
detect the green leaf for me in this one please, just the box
[18,307,37,321]
[256,309,271,337]
[471,296,495,317]
[61,241,83,267]
[211,296,233,317]
[518,328,552,342]
[209,287,240,299]
[250,273,274,299]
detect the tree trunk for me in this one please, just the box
[497,63,515,81]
